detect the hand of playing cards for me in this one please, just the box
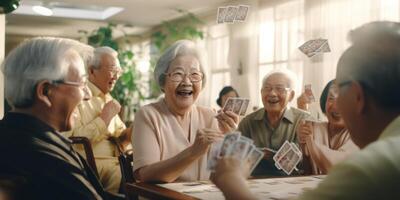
[207,132,263,176]
[223,97,250,116]
[298,38,331,58]
[273,141,303,175]
[304,84,315,102]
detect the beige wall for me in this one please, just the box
[0,14,4,119]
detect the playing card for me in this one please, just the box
[219,132,241,157]
[258,147,277,153]
[273,141,292,163]
[224,6,238,23]
[235,5,249,22]
[226,139,250,160]
[232,99,243,114]
[246,147,264,174]
[276,148,302,175]
[207,140,223,171]
[217,7,228,24]
[239,99,250,116]
[290,143,302,157]
[319,41,331,53]
[223,97,250,116]
[223,98,235,112]
[304,84,315,102]
[298,38,329,58]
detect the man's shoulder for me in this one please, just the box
[243,108,264,120]
[238,109,264,129]
[289,107,310,117]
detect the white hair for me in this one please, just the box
[153,40,207,89]
[88,46,118,69]
[1,37,93,108]
[261,68,298,91]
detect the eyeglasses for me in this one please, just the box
[164,70,204,82]
[53,79,88,88]
[262,85,291,94]
[107,67,124,77]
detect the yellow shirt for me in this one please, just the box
[298,115,400,200]
[63,82,126,158]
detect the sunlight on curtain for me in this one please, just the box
[257,0,400,118]
[258,0,304,108]
[201,24,231,109]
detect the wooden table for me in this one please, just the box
[126,182,199,200]
[126,176,325,200]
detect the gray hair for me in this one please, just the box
[88,46,118,69]
[261,68,298,91]
[1,37,93,108]
[337,21,400,111]
[154,40,207,90]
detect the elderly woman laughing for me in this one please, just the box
[132,40,239,183]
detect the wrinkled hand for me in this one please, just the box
[100,100,121,125]
[119,125,133,150]
[296,120,313,144]
[191,128,223,157]
[263,150,274,160]
[211,157,250,187]
[216,110,240,133]
[297,92,310,111]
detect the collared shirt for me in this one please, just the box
[237,107,310,176]
[0,112,112,200]
[63,82,126,158]
[298,115,400,200]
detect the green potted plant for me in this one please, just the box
[149,9,205,97]
[79,23,143,122]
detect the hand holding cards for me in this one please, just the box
[273,141,303,175]
[207,132,263,176]
[222,97,250,116]
[304,84,315,102]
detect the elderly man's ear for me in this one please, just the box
[36,81,53,107]
[352,82,366,115]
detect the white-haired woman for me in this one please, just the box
[132,40,239,183]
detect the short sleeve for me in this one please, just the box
[132,107,161,172]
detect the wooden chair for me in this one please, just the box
[69,136,99,178]
[115,143,137,200]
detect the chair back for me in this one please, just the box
[69,136,99,178]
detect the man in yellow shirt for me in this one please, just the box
[64,46,131,194]
[211,21,400,200]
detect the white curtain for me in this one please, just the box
[302,0,400,119]
[253,0,400,119]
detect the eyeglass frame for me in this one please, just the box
[52,78,91,97]
[261,85,292,94]
[103,67,124,77]
[163,70,204,83]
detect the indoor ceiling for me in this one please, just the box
[5,0,230,39]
